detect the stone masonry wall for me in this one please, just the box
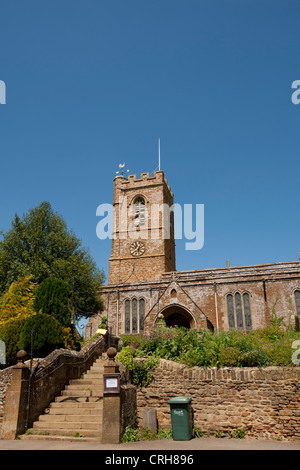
[0,367,12,415]
[137,359,300,440]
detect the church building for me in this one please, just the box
[86,170,300,338]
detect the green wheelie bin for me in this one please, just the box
[167,397,193,441]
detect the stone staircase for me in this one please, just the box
[20,357,106,442]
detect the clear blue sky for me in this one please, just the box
[0,0,300,283]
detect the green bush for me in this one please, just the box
[121,427,140,443]
[18,313,64,357]
[240,348,269,367]
[117,346,159,387]
[219,347,242,367]
[120,334,148,351]
[98,316,107,329]
[33,277,72,327]
[0,318,25,365]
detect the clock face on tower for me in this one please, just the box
[130,240,146,257]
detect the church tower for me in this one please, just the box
[108,170,176,284]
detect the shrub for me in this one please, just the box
[240,348,269,367]
[121,426,140,443]
[219,347,242,367]
[117,346,159,387]
[61,326,80,351]
[120,334,146,350]
[33,277,72,327]
[98,316,107,329]
[18,313,64,357]
[0,275,37,325]
[0,318,26,365]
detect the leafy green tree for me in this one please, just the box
[33,277,72,327]
[0,202,104,319]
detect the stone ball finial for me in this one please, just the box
[107,347,117,362]
[16,350,27,363]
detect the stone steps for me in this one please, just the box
[20,358,107,441]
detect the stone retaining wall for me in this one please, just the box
[137,359,300,440]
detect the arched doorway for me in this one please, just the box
[157,304,195,329]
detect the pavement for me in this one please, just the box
[0,436,300,451]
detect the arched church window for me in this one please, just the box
[226,292,252,331]
[235,292,244,329]
[139,298,145,332]
[227,294,235,329]
[243,293,252,330]
[125,300,131,334]
[133,196,146,227]
[132,298,138,334]
[124,298,146,334]
[295,290,300,317]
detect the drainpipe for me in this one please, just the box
[116,290,119,336]
[214,282,219,334]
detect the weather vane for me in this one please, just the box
[116,163,130,176]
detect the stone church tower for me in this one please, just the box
[109,170,176,284]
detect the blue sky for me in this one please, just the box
[0,0,300,283]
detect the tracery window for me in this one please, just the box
[124,298,145,334]
[226,292,252,331]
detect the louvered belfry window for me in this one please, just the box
[134,197,146,227]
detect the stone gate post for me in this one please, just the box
[102,347,121,444]
[1,350,30,440]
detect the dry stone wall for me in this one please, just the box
[137,359,300,440]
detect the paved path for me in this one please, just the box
[0,437,299,450]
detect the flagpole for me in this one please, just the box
[158,138,161,170]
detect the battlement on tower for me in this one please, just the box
[114,170,173,198]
